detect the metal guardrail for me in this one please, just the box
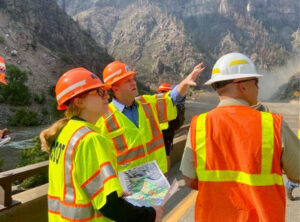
[175,124,190,134]
[0,160,48,208]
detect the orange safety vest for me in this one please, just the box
[191,106,285,222]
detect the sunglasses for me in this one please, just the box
[233,78,258,87]
[88,88,107,97]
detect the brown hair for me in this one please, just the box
[40,103,81,153]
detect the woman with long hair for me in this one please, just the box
[40,67,163,222]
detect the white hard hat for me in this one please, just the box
[204,52,263,85]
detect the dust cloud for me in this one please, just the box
[258,54,300,101]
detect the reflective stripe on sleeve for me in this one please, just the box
[156,93,168,123]
[64,126,93,203]
[81,162,116,200]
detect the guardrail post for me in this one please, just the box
[0,182,11,207]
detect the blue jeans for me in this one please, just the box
[285,179,299,190]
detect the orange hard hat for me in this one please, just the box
[103,61,136,87]
[0,56,8,85]
[55,67,105,110]
[157,82,172,93]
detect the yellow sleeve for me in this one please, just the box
[74,132,123,210]
[142,93,177,123]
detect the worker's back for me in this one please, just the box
[191,105,285,222]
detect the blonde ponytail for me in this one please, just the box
[40,103,81,153]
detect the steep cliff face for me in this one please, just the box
[0,0,113,91]
[56,0,299,89]
[0,0,114,124]
[70,1,211,88]
[163,0,298,68]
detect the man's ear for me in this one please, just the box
[111,85,119,94]
[238,83,246,92]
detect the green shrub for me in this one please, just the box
[0,64,31,105]
[60,53,73,64]
[48,85,56,97]
[51,98,64,119]
[0,35,5,43]
[0,94,4,103]
[9,108,40,126]
[42,107,49,115]
[17,137,49,188]
[34,92,46,104]
[0,158,3,172]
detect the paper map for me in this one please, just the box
[119,161,174,207]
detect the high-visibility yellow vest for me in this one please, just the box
[95,93,177,173]
[191,106,285,221]
[298,116,300,140]
[48,119,123,222]
[160,122,169,130]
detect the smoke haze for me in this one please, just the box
[258,54,300,101]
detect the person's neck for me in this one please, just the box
[78,112,99,125]
[219,95,250,105]
[115,96,135,107]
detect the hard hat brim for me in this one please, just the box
[110,71,136,86]
[57,82,106,110]
[204,73,263,85]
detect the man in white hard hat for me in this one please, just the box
[180,52,299,221]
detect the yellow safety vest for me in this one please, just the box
[48,119,123,222]
[298,115,300,139]
[95,93,177,173]
[160,122,169,130]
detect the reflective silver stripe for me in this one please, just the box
[104,69,121,82]
[114,135,126,152]
[105,110,127,152]
[56,80,86,100]
[106,114,118,131]
[82,164,116,198]
[48,198,96,220]
[147,136,164,154]
[117,136,164,164]
[117,145,145,164]
[140,102,160,138]
[156,93,167,123]
[158,86,171,90]
[65,127,92,203]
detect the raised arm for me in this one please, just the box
[177,62,205,97]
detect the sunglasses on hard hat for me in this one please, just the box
[87,88,107,97]
[233,78,258,87]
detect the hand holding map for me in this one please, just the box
[118,161,176,207]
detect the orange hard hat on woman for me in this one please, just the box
[55,67,105,110]
[157,82,172,93]
[0,56,8,85]
[103,61,136,87]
